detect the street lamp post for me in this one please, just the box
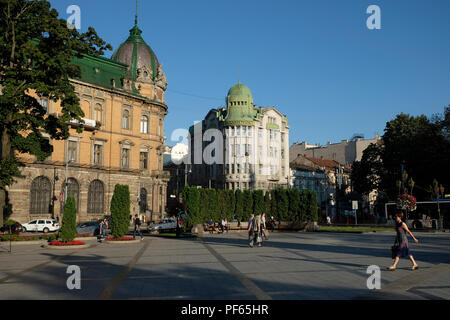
[64,160,73,203]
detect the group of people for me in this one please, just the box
[248,212,270,247]
[97,214,144,242]
[208,218,230,234]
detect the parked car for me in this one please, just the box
[148,219,177,233]
[22,219,60,233]
[0,221,23,234]
[76,221,100,236]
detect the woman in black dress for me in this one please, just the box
[388,212,419,271]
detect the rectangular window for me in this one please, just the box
[281,149,285,159]
[232,164,235,174]
[237,164,240,174]
[242,126,247,136]
[243,162,247,174]
[258,128,263,138]
[68,141,77,162]
[259,145,263,157]
[237,126,241,136]
[281,133,285,143]
[248,127,252,136]
[270,130,273,140]
[247,144,252,156]
[231,143,235,157]
[93,144,103,165]
[140,152,148,170]
[259,164,263,175]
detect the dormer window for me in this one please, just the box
[143,71,148,78]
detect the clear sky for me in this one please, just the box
[49,0,450,146]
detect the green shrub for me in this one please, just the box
[253,190,265,215]
[60,196,77,242]
[235,189,244,221]
[110,184,131,238]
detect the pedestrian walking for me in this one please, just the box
[248,213,256,247]
[388,212,419,271]
[256,213,263,247]
[98,218,108,242]
[261,213,269,240]
[133,214,144,240]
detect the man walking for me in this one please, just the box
[133,214,144,240]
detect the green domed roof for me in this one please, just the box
[111,22,159,82]
[224,83,256,127]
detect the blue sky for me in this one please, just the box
[50,0,450,146]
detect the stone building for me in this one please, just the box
[7,19,170,224]
[290,135,381,166]
[189,83,290,191]
[290,154,352,220]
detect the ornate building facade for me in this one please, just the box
[7,19,170,224]
[189,83,290,191]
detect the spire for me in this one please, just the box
[135,0,138,26]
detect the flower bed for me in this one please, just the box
[49,240,86,246]
[76,233,94,238]
[0,234,58,242]
[106,237,135,241]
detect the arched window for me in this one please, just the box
[60,178,79,214]
[139,188,148,213]
[30,176,51,214]
[122,110,130,129]
[140,115,148,134]
[94,104,103,124]
[87,180,104,214]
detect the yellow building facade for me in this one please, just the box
[8,21,170,224]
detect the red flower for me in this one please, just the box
[49,240,86,246]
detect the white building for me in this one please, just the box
[189,83,290,191]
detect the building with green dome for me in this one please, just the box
[7,11,170,224]
[188,83,290,191]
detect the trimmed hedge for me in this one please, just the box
[110,184,131,238]
[182,187,319,224]
[60,196,77,242]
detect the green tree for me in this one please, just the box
[270,190,277,220]
[225,190,236,221]
[217,189,226,219]
[253,190,265,214]
[300,189,309,222]
[0,0,111,227]
[110,184,130,238]
[60,196,77,242]
[288,189,301,222]
[207,188,219,221]
[183,186,201,226]
[309,190,319,222]
[277,189,289,221]
[242,189,253,221]
[199,188,209,222]
[235,189,244,221]
[264,191,272,217]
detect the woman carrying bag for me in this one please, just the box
[388,212,419,271]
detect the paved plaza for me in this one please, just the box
[0,231,449,300]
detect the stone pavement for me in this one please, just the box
[0,231,449,300]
